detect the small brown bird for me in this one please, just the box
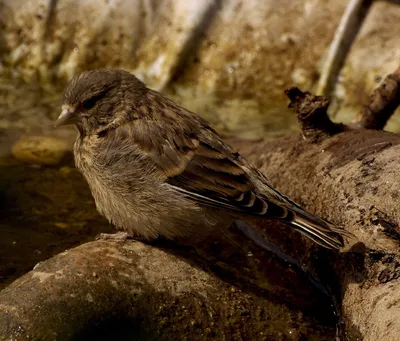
[55,69,347,250]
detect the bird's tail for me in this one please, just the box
[288,206,347,250]
[259,183,352,250]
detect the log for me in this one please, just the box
[235,125,400,341]
[354,65,400,130]
[233,85,400,341]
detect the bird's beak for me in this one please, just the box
[54,105,76,128]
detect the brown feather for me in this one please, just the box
[113,93,276,217]
[62,69,348,250]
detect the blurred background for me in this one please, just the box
[1,0,400,338]
[2,0,400,143]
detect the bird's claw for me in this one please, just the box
[95,231,132,241]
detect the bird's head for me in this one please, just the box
[55,69,147,134]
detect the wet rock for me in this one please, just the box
[0,240,335,341]
[11,135,70,165]
[59,165,75,177]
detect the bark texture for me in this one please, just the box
[354,65,400,130]
[235,129,400,341]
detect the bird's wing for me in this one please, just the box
[98,97,347,250]
[108,104,291,219]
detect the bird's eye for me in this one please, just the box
[82,97,98,110]
[81,89,110,110]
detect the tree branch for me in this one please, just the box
[285,87,346,142]
[355,65,400,130]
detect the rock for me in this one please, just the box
[0,240,336,341]
[54,222,69,229]
[11,136,70,165]
[58,166,74,177]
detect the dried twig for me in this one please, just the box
[285,87,345,142]
[354,66,400,130]
[316,0,373,97]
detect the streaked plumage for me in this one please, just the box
[56,69,347,250]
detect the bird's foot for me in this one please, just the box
[95,231,133,241]
[95,232,154,244]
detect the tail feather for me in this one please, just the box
[291,216,344,250]
[286,201,356,249]
[263,187,351,250]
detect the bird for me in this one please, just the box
[55,69,348,250]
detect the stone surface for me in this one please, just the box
[0,240,335,341]
[11,135,70,165]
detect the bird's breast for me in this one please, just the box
[73,136,96,172]
[72,134,221,240]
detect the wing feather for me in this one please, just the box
[92,88,347,250]
[107,96,288,219]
